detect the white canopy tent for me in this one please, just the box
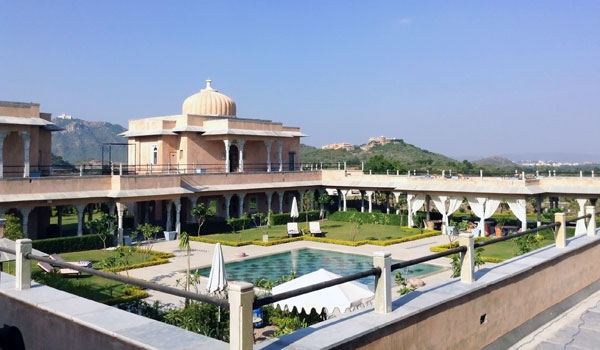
[506,198,528,232]
[467,197,502,237]
[430,195,463,234]
[407,193,426,228]
[272,268,374,315]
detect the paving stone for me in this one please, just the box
[565,328,600,350]
[534,341,570,350]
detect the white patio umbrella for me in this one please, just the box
[206,243,227,293]
[272,268,374,315]
[290,196,299,222]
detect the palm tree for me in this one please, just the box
[178,232,191,294]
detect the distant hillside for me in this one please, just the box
[474,156,516,168]
[52,118,127,163]
[300,140,458,168]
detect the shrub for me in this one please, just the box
[2,213,23,240]
[33,234,115,253]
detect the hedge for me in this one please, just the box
[33,234,115,254]
[328,210,441,227]
[101,249,175,273]
[189,236,304,247]
[183,211,321,235]
[367,230,441,246]
[428,237,507,263]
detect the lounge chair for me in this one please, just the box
[287,222,301,237]
[37,261,80,277]
[50,253,92,268]
[309,222,325,237]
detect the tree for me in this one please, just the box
[302,191,315,227]
[85,213,116,250]
[178,232,191,295]
[317,193,333,219]
[2,213,23,241]
[135,223,162,260]
[365,155,405,173]
[191,203,215,236]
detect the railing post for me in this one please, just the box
[555,212,567,248]
[586,206,596,237]
[373,251,392,314]
[343,161,347,171]
[15,239,32,290]
[361,161,364,171]
[119,163,123,176]
[79,164,83,177]
[228,282,254,350]
[458,233,475,283]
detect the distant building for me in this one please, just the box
[360,136,400,150]
[56,113,72,120]
[321,142,353,151]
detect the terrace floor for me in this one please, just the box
[125,234,463,307]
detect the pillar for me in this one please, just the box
[586,205,596,237]
[19,131,30,178]
[0,131,7,178]
[166,200,173,231]
[237,139,246,173]
[385,192,390,214]
[228,282,255,350]
[56,206,64,235]
[116,202,127,246]
[238,193,246,218]
[75,204,86,236]
[174,199,181,235]
[224,139,231,173]
[224,194,232,220]
[555,212,566,248]
[265,191,273,213]
[342,190,348,212]
[107,202,116,216]
[373,251,392,314]
[15,239,32,291]
[535,195,543,227]
[277,140,283,172]
[264,140,272,172]
[20,207,32,238]
[277,191,284,213]
[336,189,342,212]
[298,189,306,212]
[425,196,431,221]
[459,233,475,283]
[366,191,374,213]
[360,191,365,213]
[393,192,402,215]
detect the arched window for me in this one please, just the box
[151,145,158,165]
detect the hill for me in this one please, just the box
[52,118,127,163]
[474,156,516,168]
[300,140,458,169]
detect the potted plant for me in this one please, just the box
[495,218,507,237]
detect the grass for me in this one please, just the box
[3,247,171,305]
[203,220,433,242]
[431,227,576,262]
[49,211,103,233]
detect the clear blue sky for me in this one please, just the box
[1,1,599,159]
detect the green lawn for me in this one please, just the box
[49,211,103,233]
[204,220,434,242]
[3,248,167,304]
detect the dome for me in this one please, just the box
[182,80,237,116]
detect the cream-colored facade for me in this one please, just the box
[121,80,305,173]
[0,101,60,178]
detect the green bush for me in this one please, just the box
[270,211,320,225]
[33,234,115,254]
[329,211,406,226]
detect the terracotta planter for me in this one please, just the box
[495,225,503,237]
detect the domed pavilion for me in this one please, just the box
[121,80,305,173]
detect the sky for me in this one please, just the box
[1,1,599,160]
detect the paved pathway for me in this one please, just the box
[126,234,460,307]
[509,289,600,350]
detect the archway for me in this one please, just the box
[229,145,239,172]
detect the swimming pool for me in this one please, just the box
[195,248,442,289]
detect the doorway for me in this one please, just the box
[229,145,239,172]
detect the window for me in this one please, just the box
[150,145,158,165]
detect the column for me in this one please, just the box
[20,207,32,238]
[373,251,392,314]
[586,205,596,237]
[56,206,63,235]
[0,131,7,178]
[238,193,246,218]
[75,204,86,236]
[366,191,374,213]
[393,192,402,215]
[342,190,348,212]
[19,131,30,178]
[336,189,342,211]
[166,200,173,231]
[277,191,284,213]
[15,239,32,291]
[277,140,283,172]
[535,195,543,227]
[228,282,255,350]
[264,140,272,172]
[425,196,431,221]
[360,191,365,212]
[265,191,273,213]
[174,199,181,235]
[107,202,116,216]
[224,139,231,173]
[459,233,475,283]
[385,192,390,214]
[238,139,246,173]
[298,189,306,212]
[224,194,232,220]
[116,202,126,246]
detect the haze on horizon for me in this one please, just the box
[1,1,598,160]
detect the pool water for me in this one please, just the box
[195,248,442,290]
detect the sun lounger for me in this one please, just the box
[37,261,80,277]
[50,253,92,268]
[287,222,301,237]
[309,222,325,237]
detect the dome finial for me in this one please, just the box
[204,79,214,91]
